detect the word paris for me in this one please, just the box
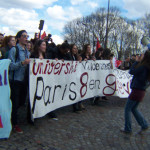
[29,59,132,119]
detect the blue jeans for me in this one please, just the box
[124,98,148,132]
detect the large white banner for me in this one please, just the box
[29,59,132,119]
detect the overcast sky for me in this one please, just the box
[0,0,150,44]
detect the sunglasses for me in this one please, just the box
[22,35,29,38]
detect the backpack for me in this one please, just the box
[9,46,19,81]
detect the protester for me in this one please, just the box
[131,54,136,65]
[80,44,96,108]
[8,30,30,133]
[121,56,132,70]
[0,33,4,47]
[121,50,150,134]
[0,36,16,59]
[69,44,83,113]
[0,33,4,58]
[26,40,33,53]
[91,47,104,105]
[30,39,46,58]
[101,48,112,101]
[70,44,82,61]
[95,47,104,60]
[30,39,58,121]
[31,32,39,45]
[45,36,56,59]
[80,44,96,61]
[54,42,72,60]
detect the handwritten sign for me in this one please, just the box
[0,116,3,128]
[29,59,132,119]
[0,59,12,139]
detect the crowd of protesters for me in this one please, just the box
[0,30,150,135]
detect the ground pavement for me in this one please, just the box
[0,89,150,150]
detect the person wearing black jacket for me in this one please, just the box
[54,42,72,60]
[80,44,95,61]
[46,42,72,61]
[95,47,104,60]
[30,39,58,122]
[46,42,72,119]
[0,35,16,59]
[69,44,83,113]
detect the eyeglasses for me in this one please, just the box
[22,35,29,39]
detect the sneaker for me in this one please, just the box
[120,128,132,134]
[13,125,23,134]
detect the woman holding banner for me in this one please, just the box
[30,39,58,121]
[70,44,82,113]
[80,44,96,109]
[80,44,95,61]
[121,50,150,134]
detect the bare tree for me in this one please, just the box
[62,7,149,58]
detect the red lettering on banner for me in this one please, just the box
[117,80,131,95]
[54,62,61,75]
[117,80,124,94]
[44,60,49,74]
[80,72,88,98]
[32,62,40,75]
[58,63,65,75]
[47,62,55,74]
[64,63,70,74]
[103,74,131,96]
[0,116,3,128]
[123,80,131,95]
[103,74,116,96]
[32,61,78,76]
[74,61,78,72]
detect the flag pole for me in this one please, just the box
[104,0,110,49]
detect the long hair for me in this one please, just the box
[16,30,27,44]
[70,44,78,54]
[1,36,15,48]
[141,50,150,66]
[137,50,150,81]
[82,44,91,55]
[26,40,33,52]
[101,48,111,60]
[32,40,46,58]
[70,44,79,59]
